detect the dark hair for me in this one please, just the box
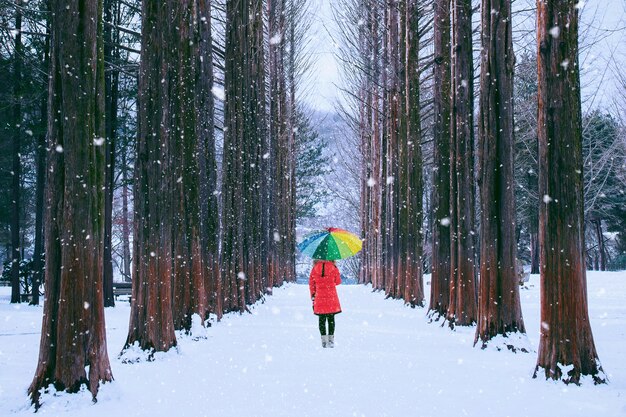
[313,259,336,265]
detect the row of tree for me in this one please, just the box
[338,0,617,383]
[0,0,321,407]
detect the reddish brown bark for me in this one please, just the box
[534,0,604,384]
[171,0,214,332]
[222,0,267,313]
[196,0,221,319]
[447,0,477,327]
[429,0,452,319]
[475,0,525,346]
[124,0,177,353]
[400,0,424,307]
[29,0,112,406]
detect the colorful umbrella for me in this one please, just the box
[297,227,363,260]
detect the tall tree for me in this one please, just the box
[221,0,268,312]
[429,0,451,318]
[29,0,113,406]
[124,0,177,353]
[103,0,119,308]
[475,0,525,346]
[399,0,424,306]
[447,0,477,327]
[267,0,291,290]
[196,0,220,320]
[31,2,51,307]
[10,0,23,304]
[357,0,383,290]
[171,0,216,332]
[533,0,604,384]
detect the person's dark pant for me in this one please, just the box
[318,314,336,336]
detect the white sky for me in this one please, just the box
[303,0,626,113]
[303,0,341,112]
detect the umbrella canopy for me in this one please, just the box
[297,227,362,260]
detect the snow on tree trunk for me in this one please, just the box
[534,0,605,384]
[29,0,113,406]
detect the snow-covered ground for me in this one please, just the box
[1,271,625,417]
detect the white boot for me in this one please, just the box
[328,335,335,348]
[321,335,329,348]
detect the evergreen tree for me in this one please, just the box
[295,110,329,219]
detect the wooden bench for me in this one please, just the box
[113,282,133,301]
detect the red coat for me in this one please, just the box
[309,261,342,315]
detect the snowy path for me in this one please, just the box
[1,272,626,416]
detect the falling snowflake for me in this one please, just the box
[367,178,377,187]
[55,144,64,153]
[386,176,394,185]
[440,217,451,227]
[560,59,570,70]
[543,194,553,203]
[549,26,560,38]
[94,137,105,146]
[273,232,281,242]
[237,271,247,280]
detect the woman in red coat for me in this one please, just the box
[309,260,342,348]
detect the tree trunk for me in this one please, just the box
[530,230,539,274]
[429,0,452,319]
[10,0,23,304]
[31,6,50,307]
[103,0,119,308]
[384,0,400,300]
[475,0,525,346]
[124,0,177,353]
[534,0,604,384]
[171,0,215,332]
[222,0,268,313]
[447,0,477,327]
[121,149,131,283]
[402,0,424,307]
[196,0,220,319]
[29,0,113,406]
[594,220,606,271]
[359,0,382,290]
